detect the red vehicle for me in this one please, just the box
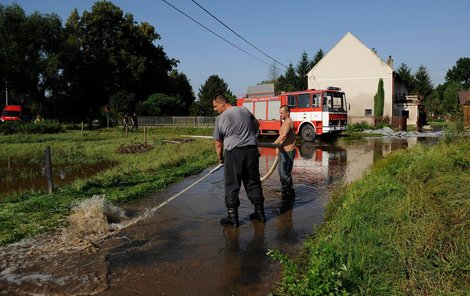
[0,105,31,122]
[237,87,348,141]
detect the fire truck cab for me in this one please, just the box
[237,87,347,141]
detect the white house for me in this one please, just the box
[307,32,419,127]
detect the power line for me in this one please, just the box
[191,0,288,70]
[160,0,282,70]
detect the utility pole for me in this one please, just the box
[5,79,8,106]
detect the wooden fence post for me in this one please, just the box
[144,126,147,144]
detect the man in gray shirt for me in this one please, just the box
[213,95,265,227]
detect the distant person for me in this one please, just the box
[273,105,296,200]
[131,113,138,131]
[123,114,130,130]
[212,94,265,227]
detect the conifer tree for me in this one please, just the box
[374,78,384,116]
[196,75,234,116]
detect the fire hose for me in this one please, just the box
[257,142,280,182]
[181,135,281,182]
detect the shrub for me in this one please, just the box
[0,120,64,134]
[347,121,373,132]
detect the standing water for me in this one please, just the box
[0,137,438,295]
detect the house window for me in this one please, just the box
[365,109,372,116]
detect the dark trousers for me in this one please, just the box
[224,146,264,208]
[278,149,295,190]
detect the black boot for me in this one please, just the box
[249,204,266,223]
[282,181,295,200]
[220,207,239,228]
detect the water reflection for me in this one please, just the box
[260,137,439,186]
[0,159,117,196]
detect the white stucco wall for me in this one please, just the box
[308,32,395,121]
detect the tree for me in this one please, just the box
[396,63,415,92]
[445,57,470,89]
[276,63,297,92]
[414,65,434,98]
[374,79,384,116]
[195,75,234,116]
[441,81,461,114]
[61,1,177,117]
[109,91,136,114]
[267,60,280,82]
[295,51,310,90]
[168,70,195,115]
[0,4,63,113]
[136,93,183,116]
[310,49,324,69]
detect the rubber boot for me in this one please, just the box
[220,207,239,228]
[249,204,266,223]
[282,181,295,200]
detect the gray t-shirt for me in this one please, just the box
[213,106,258,151]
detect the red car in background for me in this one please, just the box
[0,105,31,122]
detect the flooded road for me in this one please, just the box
[0,137,438,295]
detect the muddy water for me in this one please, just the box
[0,160,116,196]
[0,137,438,296]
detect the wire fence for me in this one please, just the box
[119,116,216,128]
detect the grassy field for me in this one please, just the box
[271,135,470,295]
[0,127,216,245]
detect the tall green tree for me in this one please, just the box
[195,75,234,116]
[61,1,177,117]
[310,49,324,69]
[276,63,297,92]
[396,63,415,92]
[445,57,470,89]
[414,65,434,98]
[295,51,310,90]
[374,78,384,116]
[0,4,62,113]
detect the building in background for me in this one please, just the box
[307,32,421,127]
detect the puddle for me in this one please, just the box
[0,159,116,197]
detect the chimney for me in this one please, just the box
[387,55,394,68]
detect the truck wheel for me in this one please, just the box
[301,125,316,142]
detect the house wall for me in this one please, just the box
[308,32,395,124]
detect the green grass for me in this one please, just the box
[271,137,470,295]
[0,127,216,245]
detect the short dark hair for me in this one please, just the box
[213,94,228,103]
[280,105,290,113]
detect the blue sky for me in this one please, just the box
[3,0,470,97]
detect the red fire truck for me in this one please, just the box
[237,87,348,141]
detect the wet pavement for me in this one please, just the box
[0,137,439,296]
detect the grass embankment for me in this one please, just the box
[0,127,216,246]
[272,137,470,295]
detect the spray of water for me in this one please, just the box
[61,195,129,248]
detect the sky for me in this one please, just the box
[3,0,470,97]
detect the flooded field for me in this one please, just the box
[0,159,116,196]
[0,136,439,295]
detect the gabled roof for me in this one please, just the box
[458,91,470,105]
[308,32,394,76]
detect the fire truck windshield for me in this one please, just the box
[324,92,346,112]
